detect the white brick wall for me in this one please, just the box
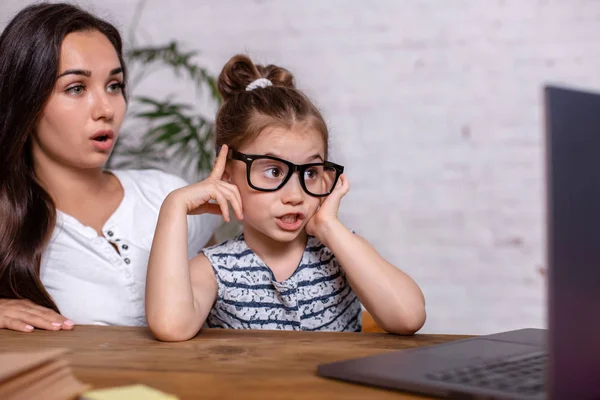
[3,0,600,334]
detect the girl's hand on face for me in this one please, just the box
[0,299,74,332]
[169,145,244,222]
[306,174,349,238]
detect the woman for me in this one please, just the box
[0,3,220,331]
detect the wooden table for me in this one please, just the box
[0,326,469,399]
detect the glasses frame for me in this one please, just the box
[227,148,344,197]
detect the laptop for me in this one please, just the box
[317,85,600,400]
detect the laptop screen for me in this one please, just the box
[545,85,600,399]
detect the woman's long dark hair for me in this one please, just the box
[0,3,127,312]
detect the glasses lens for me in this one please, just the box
[303,165,338,195]
[249,158,290,190]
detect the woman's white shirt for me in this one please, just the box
[40,169,220,326]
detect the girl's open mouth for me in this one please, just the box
[276,213,304,231]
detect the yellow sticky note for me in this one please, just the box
[82,384,178,400]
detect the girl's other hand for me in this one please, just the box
[306,173,349,238]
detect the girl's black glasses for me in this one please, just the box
[227,148,344,197]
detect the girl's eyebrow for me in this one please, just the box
[57,67,123,79]
[265,152,324,162]
[306,154,324,162]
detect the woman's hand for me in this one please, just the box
[306,174,350,240]
[0,299,74,332]
[168,144,243,222]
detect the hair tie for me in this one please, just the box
[246,78,273,91]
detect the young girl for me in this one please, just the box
[146,55,426,341]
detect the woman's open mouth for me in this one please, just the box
[90,130,115,151]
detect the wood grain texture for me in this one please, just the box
[0,326,470,399]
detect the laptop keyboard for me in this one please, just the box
[425,351,547,396]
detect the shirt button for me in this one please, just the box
[124,258,131,264]
[107,231,114,237]
[122,244,129,250]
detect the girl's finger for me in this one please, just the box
[217,182,244,220]
[319,175,348,214]
[212,191,231,222]
[329,175,349,201]
[189,203,223,216]
[219,181,243,213]
[209,145,229,180]
[337,174,349,192]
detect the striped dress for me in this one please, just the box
[201,234,362,332]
